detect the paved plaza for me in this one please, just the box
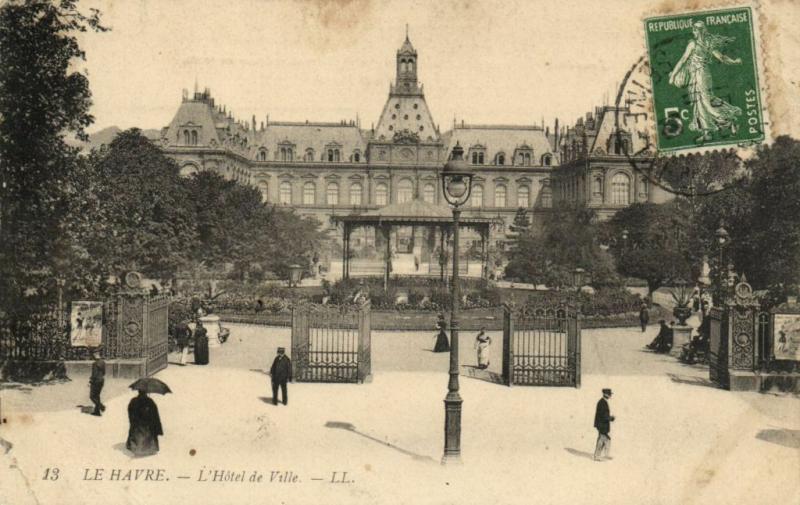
[1,324,798,505]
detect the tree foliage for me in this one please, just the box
[505,204,620,289]
[604,202,692,295]
[0,0,106,313]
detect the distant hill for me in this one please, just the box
[66,126,162,151]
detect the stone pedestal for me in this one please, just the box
[199,314,221,347]
[671,325,692,357]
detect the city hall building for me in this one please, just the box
[158,35,669,278]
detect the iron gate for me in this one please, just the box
[503,305,581,387]
[105,293,169,377]
[291,305,371,383]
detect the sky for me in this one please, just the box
[75,0,800,137]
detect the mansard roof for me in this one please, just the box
[250,122,368,157]
[163,97,221,146]
[442,124,555,164]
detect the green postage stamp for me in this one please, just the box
[644,6,765,152]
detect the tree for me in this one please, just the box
[736,136,800,292]
[505,207,531,254]
[78,129,196,283]
[504,203,620,289]
[0,0,106,313]
[606,202,692,295]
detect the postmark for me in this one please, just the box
[644,6,766,152]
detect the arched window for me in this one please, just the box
[397,179,413,203]
[542,154,552,166]
[517,186,530,208]
[524,152,531,165]
[375,183,388,206]
[303,182,316,205]
[422,183,436,204]
[279,181,292,205]
[326,182,339,205]
[592,176,604,201]
[471,184,484,207]
[305,148,315,162]
[327,149,334,162]
[496,153,505,165]
[494,185,507,207]
[610,173,631,205]
[353,151,361,162]
[258,149,267,161]
[258,181,269,202]
[184,130,190,145]
[349,182,363,205]
[190,131,198,145]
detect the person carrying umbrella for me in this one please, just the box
[126,378,170,457]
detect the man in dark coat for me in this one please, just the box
[593,388,615,461]
[269,347,292,405]
[89,349,106,416]
[639,303,649,332]
[193,320,209,365]
[647,320,671,352]
[126,391,163,456]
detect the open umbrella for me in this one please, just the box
[129,377,172,395]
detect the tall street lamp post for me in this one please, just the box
[440,142,473,465]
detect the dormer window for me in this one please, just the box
[327,149,340,162]
[470,146,486,165]
[257,149,267,161]
[495,153,506,165]
[542,154,552,166]
[353,150,361,162]
[515,148,532,166]
[305,148,315,162]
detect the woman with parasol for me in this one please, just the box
[126,378,169,456]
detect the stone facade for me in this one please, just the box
[551,106,671,221]
[159,34,662,266]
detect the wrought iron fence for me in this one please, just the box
[503,305,581,387]
[291,304,371,383]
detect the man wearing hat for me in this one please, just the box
[593,388,615,461]
[89,349,106,416]
[269,347,292,406]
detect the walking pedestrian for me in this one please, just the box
[193,320,209,365]
[89,349,106,416]
[474,327,491,369]
[175,320,191,366]
[639,303,649,332]
[126,391,163,456]
[593,388,615,461]
[433,313,450,352]
[269,347,292,405]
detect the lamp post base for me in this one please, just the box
[442,392,463,465]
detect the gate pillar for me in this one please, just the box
[357,303,372,383]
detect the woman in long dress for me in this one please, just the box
[433,314,450,352]
[193,320,209,365]
[668,21,742,143]
[474,328,491,369]
[126,391,163,456]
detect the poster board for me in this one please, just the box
[69,301,103,347]
[773,313,800,361]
